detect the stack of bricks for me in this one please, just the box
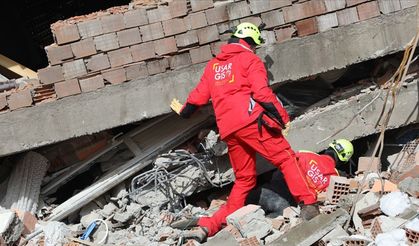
[326,176,350,204]
[0,0,416,112]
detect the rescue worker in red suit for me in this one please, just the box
[247,139,354,217]
[170,22,322,241]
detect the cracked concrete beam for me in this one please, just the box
[0,9,417,157]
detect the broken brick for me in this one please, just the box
[357,1,380,21]
[227,1,251,20]
[79,75,105,92]
[190,45,213,64]
[295,17,318,37]
[94,33,119,52]
[205,5,229,25]
[62,59,87,80]
[261,10,285,29]
[15,210,37,235]
[357,157,380,173]
[371,180,398,194]
[131,42,156,62]
[197,25,219,45]
[248,0,292,14]
[38,65,64,85]
[77,19,104,38]
[337,7,359,26]
[52,23,80,45]
[147,58,169,75]
[102,68,127,85]
[326,176,350,204]
[45,44,74,65]
[316,13,338,32]
[222,224,243,239]
[190,0,213,12]
[169,52,192,69]
[154,37,178,56]
[283,0,327,23]
[54,79,81,98]
[117,28,142,47]
[125,63,148,80]
[7,89,33,110]
[86,54,111,72]
[162,18,187,36]
[70,38,97,58]
[238,236,259,246]
[101,14,125,33]
[108,47,133,68]
[0,93,7,111]
[274,26,296,43]
[124,8,148,28]
[140,22,165,42]
[176,30,199,48]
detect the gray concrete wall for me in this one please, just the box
[1,9,417,157]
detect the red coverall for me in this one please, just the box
[296,151,339,194]
[181,40,316,236]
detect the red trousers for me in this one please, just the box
[198,122,316,236]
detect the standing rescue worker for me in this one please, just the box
[170,23,318,241]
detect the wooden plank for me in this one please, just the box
[0,54,38,79]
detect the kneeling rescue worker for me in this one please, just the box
[170,22,334,242]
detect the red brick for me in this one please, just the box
[184,12,208,30]
[210,41,227,55]
[283,0,327,23]
[101,14,125,33]
[357,157,380,173]
[79,75,105,92]
[45,44,74,65]
[190,0,213,12]
[378,0,401,14]
[240,16,263,26]
[228,1,251,20]
[261,10,285,29]
[147,58,169,75]
[190,45,213,64]
[7,89,32,110]
[94,33,119,52]
[71,38,97,58]
[38,65,64,84]
[324,0,346,12]
[108,47,133,67]
[147,6,171,23]
[169,52,192,69]
[357,1,380,21]
[163,18,187,36]
[346,0,369,7]
[77,19,103,38]
[248,0,292,14]
[317,13,338,32]
[125,62,148,80]
[274,26,296,43]
[117,28,142,47]
[52,24,80,45]
[176,30,199,47]
[54,79,81,98]
[15,210,37,235]
[238,236,259,246]
[102,68,127,84]
[131,42,156,61]
[197,25,219,45]
[86,54,110,72]
[62,59,87,80]
[124,8,148,28]
[140,22,165,42]
[337,7,359,26]
[0,93,7,110]
[295,17,318,36]
[206,5,229,25]
[154,37,178,56]
[169,0,188,18]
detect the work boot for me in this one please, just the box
[170,217,199,230]
[181,227,208,243]
[300,203,320,221]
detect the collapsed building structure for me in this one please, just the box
[0,0,418,245]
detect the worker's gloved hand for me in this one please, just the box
[282,122,291,136]
[170,98,183,115]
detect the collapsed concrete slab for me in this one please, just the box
[0,8,417,157]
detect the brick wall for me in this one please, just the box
[0,0,416,112]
